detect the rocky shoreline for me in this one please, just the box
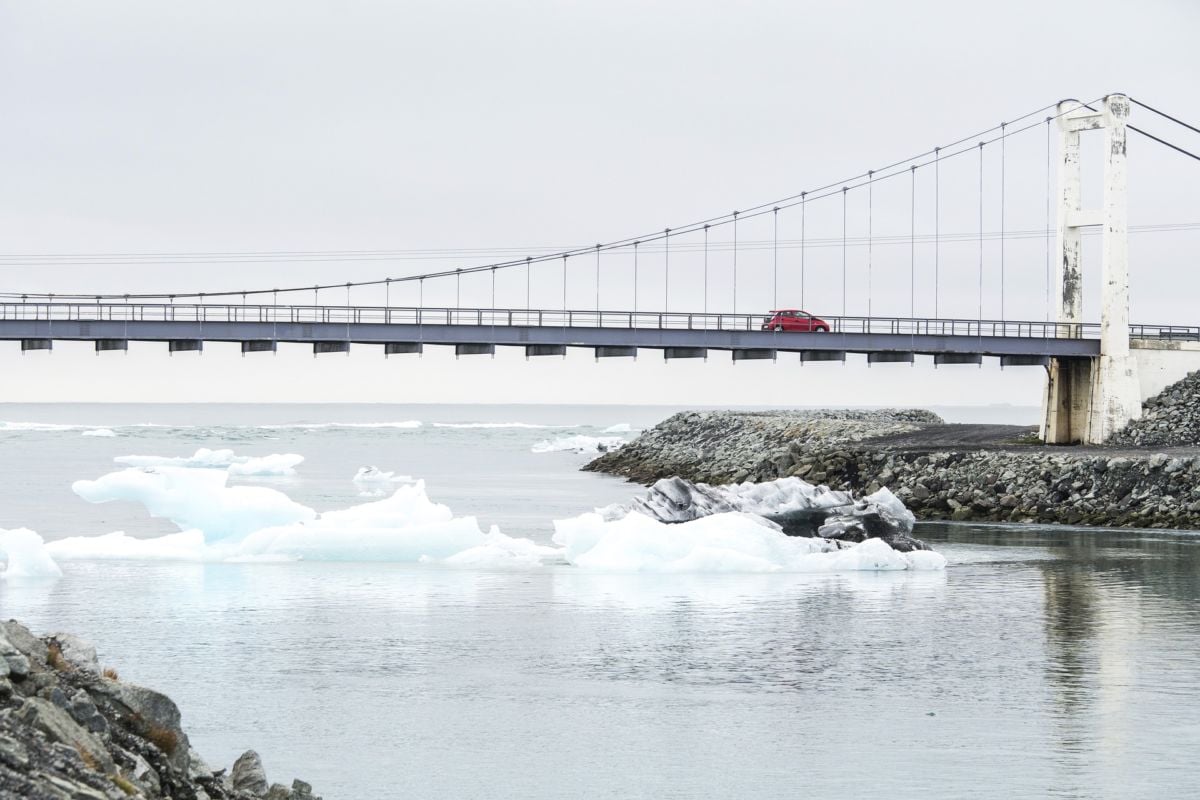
[586,378,1200,530]
[1,620,319,800]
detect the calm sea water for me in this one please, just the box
[4,403,1198,799]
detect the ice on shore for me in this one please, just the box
[0,528,63,579]
[114,448,304,476]
[531,435,626,455]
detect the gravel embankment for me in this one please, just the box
[586,401,1200,529]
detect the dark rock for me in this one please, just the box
[232,749,270,795]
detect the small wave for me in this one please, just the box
[1,421,92,432]
[432,422,578,429]
[81,428,118,438]
[257,421,423,430]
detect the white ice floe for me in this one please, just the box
[531,435,626,455]
[47,465,942,572]
[553,511,944,572]
[47,530,207,561]
[602,423,636,434]
[603,476,916,533]
[59,470,537,566]
[81,428,118,438]
[227,454,305,476]
[352,466,415,496]
[0,528,63,579]
[72,467,315,541]
[114,448,303,476]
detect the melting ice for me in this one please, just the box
[11,458,947,574]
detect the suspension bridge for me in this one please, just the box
[3,94,1199,444]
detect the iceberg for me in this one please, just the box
[352,466,415,496]
[44,465,942,572]
[0,528,63,579]
[552,511,944,572]
[598,476,927,551]
[72,467,315,541]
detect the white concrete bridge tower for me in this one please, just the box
[1043,94,1142,444]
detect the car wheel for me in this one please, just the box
[773,325,784,332]
[816,326,829,332]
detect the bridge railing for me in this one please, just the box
[1,301,1193,340]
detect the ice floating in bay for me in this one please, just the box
[602,423,635,434]
[353,466,415,496]
[0,528,63,579]
[50,465,943,572]
[81,428,118,438]
[72,467,315,541]
[47,530,208,562]
[227,454,305,477]
[114,448,303,476]
[553,511,944,572]
[604,476,916,533]
[531,435,626,455]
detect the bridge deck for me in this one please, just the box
[1,303,1194,359]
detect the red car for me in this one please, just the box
[761,309,830,332]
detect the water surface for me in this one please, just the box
[3,403,1194,799]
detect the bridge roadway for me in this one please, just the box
[1,302,1196,364]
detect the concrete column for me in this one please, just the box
[1088,94,1142,441]
[1043,101,1090,444]
[1041,95,1143,444]
[1055,103,1084,332]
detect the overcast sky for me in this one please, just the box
[1,0,1197,406]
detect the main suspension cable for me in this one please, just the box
[5,99,1096,302]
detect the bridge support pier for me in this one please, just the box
[1041,94,1141,444]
